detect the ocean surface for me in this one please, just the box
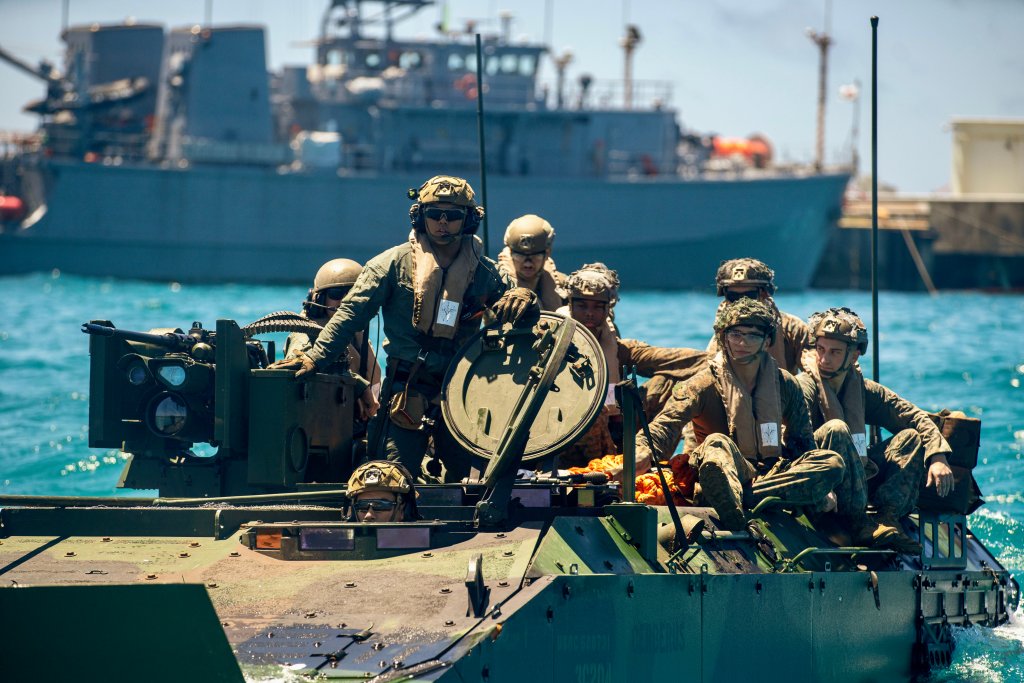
[1,271,1022,680]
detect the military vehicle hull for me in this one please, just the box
[0,500,1012,682]
[0,160,847,289]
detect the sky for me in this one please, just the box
[0,0,1021,193]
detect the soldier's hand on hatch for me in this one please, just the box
[926,455,955,497]
[268,353,317,379]
[491,287,537,325]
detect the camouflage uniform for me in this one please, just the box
[799,373,951,518]
[305,240,511,480]
[636,298,844,529]
[616,339,707,419]
[639,368,844,528]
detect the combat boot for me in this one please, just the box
[873,511,923,554]
[698,461,746,531]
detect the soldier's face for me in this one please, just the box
[570,297,609,333]
[724,325,766,362]
[423,202,465,246]
[352,492,403,522]
[510,250,547,280]
[815,338,858,374]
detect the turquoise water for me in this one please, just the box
[1,272,1022,679]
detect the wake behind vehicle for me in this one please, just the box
[0,312,1015,682]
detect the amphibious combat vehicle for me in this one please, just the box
[0,312,1016,682]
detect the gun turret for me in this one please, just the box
[84,318,357,498]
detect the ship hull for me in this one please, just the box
[0,161,848,289]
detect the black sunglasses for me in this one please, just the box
[724,289,761,302]
[353,499,397,512]
[322,286,352,301]
[423,207,467,222]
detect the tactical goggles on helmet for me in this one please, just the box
[352,499,398,513]
[724,289,762,303]
[510,249,546,258]
[423,207,467,222]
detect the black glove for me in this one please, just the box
[491,287,537,325]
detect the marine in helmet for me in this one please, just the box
[705,258,814,377]
[346,460,418,522]
[634,298,845,530]
[554,263,705,469]
[497,214,566,310]
[270,175,538,481]
[284,258,382,425]
[798,307,954,551]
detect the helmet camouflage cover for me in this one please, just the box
[714,297,777,344]
[808,306,868,354]
[504,214,554,254]
[313,258,362,292]
[347,460,414,498]
[409,175,477,206]
[566,262,620,305]
[715,257,777,296]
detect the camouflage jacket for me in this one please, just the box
[797,373,953,464]
[707,309,813,375]
[305,240,511,378]
[638,366,816,463]
[617,339,706,380]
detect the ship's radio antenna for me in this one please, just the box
[474,33,490,255]
[869,15,881,446]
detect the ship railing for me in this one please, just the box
[538,77,673,111]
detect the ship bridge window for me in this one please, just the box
[519,54,537,76]
[399,51,422,70]
[447,53,465,71]
[500,53,518,74]
[364,52,382,68]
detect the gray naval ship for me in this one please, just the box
[0,0,850,289]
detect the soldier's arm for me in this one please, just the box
[795,372,821,426]
[306,257,391,369]
[864,380,952,463]
[635,375,703,470]
[617,339,707,379]
[782,314,814,374]
[780,370,817,455]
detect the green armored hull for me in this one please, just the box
[0,315,1016,682]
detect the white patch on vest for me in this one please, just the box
[853,432,867,458]
[760,422,779,447]
[605,384,618,406]
[436,298,460,327]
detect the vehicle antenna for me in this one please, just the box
[869,15,881,446]
[474,33,490,255]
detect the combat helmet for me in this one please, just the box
[408,174,484,233]
[565,262,619,306]
[715,257,777,296]
[504,214,554,254]
[808,307,868,354]
[314,258,362,291]
[304,258,362,317]
[713,297,777,345]
[346,460,418,520]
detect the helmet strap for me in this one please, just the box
[817,342,854,379]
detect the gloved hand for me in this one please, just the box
[268,353,317,379]
[491,287,537,325]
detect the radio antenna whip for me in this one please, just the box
[869,15,881,446]
[475,33,490,255]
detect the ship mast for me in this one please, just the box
[620,24,641,110]
[807,0,832,171]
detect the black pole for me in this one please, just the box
[475,34,490,255]
[870,16,881,446]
